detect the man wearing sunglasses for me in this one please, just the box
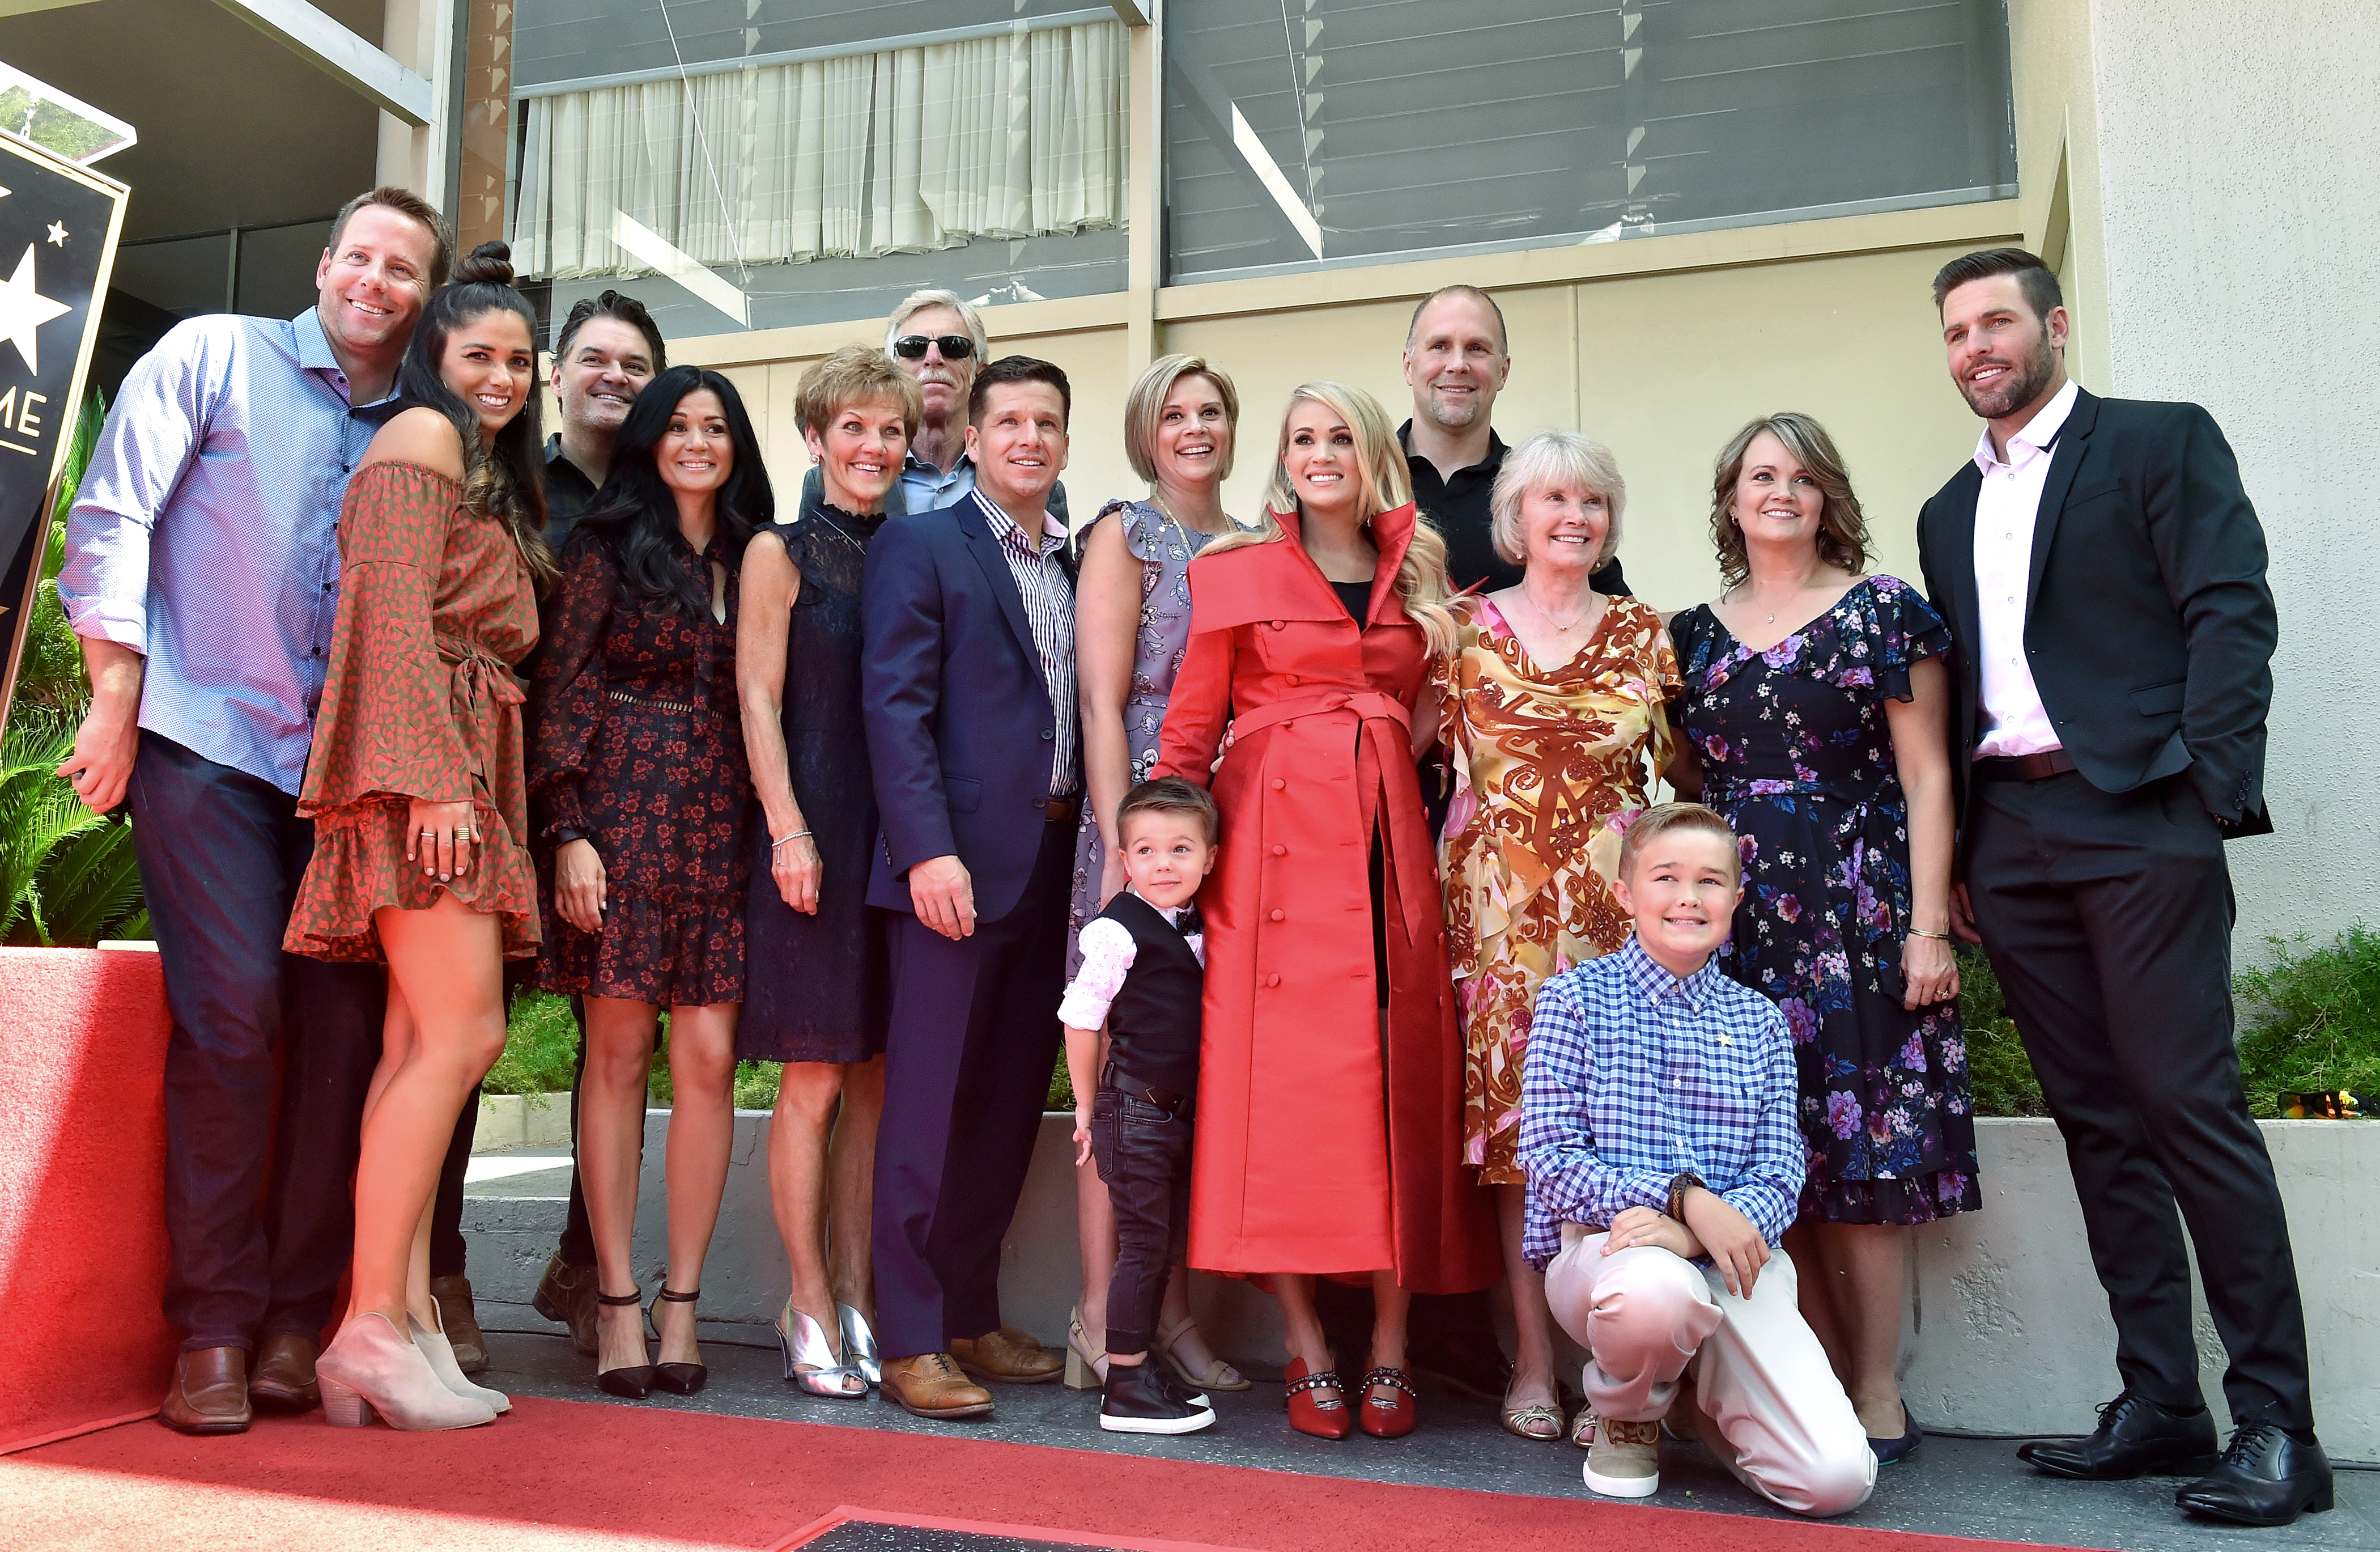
[805,288,1066,524]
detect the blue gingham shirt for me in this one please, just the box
[1517,935,1803,1270]
[59,308,405,794]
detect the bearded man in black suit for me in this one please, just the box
[1916,248,2327,1528]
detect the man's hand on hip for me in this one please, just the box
[910,854,976,940]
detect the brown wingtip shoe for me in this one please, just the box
[881,1353,996,1419]
[950,1325,1064,1384]
[159,1346,252,1435]
[247,1333,320,1413]
[532,1251,600,1356]
[430,1275,489,1373]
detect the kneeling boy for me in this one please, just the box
[1519,803,1874,1516]
[1061,777,1220,1435]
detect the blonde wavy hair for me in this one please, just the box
[1204,380,1457,656]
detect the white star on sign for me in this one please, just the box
[46,222,66,247]
[0,244,70,372]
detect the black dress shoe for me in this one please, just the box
[2177,1424,2334,1527]
[2017,1390,2220,1480]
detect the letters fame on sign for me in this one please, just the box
[0,132,127,718]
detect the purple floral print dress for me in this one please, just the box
[1671,576,1980,1227]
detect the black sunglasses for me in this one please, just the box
[891,333,976,361]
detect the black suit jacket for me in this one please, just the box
[1915,387,2276,835]
[861,490,1080,923]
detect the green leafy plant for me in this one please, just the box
[1958,947,2049,1117]
[12,390,104,719]
[483,990,581,1098]
[2234,927,2380,1117]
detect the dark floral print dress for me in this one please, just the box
[529,528,749,1006]
[1670,576,1980,1227]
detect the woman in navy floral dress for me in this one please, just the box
[1669,413,1975,1463]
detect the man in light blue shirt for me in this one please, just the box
[56,186,449,1436]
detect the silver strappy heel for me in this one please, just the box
[777,1300,866,1398]
[836,1301,883,1386]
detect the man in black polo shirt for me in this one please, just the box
[1400,285,1629,597]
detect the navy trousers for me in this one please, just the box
[129,731,385,1351]
[872,821,1072,1359]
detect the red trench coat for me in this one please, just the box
[1154,503,1497,1293]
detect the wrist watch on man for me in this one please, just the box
[1666,1170,1706,1222]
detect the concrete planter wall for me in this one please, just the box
[472,1093,572,1151]
[466,1111,2377,1461]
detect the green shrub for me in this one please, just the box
[1959,947,2049,1117]
[482,990,581,1097]
[2235,927,2380,1117]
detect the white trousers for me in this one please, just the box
[1544,1227,1876,1518]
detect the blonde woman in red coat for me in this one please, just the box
[1155,381,1497,1441]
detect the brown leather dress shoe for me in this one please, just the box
[950,1325,1063,1384]
[430,1275,489,1373]
[160,1346,251,1434]
[247,1333,320,1413]
[533,1252,600,1357]
[881,1353,995,1419]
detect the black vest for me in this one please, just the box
[1099,891,1203,1096]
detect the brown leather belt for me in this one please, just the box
[1104,1061,1193,1121]
[1974,749,2078,782]
[1040,794,1082,824]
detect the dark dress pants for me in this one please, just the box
[128,731,385,1352]
[1967,770,2312,1432]
[872,820,1072,1359]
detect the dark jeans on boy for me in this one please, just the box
[1092,1078,1193,1357]
[129,730,385,1351]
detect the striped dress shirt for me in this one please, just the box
[58,308,405,794]
[1518,935,1804,1270]
[972,489,1078,796]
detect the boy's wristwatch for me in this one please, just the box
[1665,1171,1706,1221]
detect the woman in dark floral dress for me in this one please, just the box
[530,365,766,1400]
[1669,413,1974,1464]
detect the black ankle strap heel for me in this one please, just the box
[649,1277,708,1397]
[593,1288,654,1400]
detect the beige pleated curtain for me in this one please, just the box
[511,19,1125,280]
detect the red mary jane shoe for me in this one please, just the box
[1358,1366,1420,1439]
[1284,1357,1352,1440]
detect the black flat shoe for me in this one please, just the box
[2017,1390,2218,1480]
[594,1288,653,1399]
[1870,1413,1924,1465]
[2177,1424,2334,1527]
[648,1282,707,1396]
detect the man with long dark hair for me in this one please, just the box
[58,188,448,1434]
[1918,248,2327,1526]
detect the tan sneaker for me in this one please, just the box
[1580,1411,1662,1498]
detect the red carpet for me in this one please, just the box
[0,947,176,1453]
[1,1395,2087,1551]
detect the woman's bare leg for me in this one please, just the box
[1499,1183,1558,1410]
[1368,1270,1411,1406]
[826,1055,883,1314]
[1810,1220,1909,1438]
[1074,1140,1118,1354]
[348,897,506,1334]
[581,994,660,1373]
[1784,1220,1852,1382]
[769,1060,844,1338]
[654,1002,738,1366]
[1274,1273,1340,1405]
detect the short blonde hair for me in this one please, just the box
[1488,430,1626,569]
[886,288,989,364]
[1708,412,1869,591]
[1123,354,1240,485]
[1618,802,1741,884]
[796,344,923,442]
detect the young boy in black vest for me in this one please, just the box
[1061,777,1220,1434]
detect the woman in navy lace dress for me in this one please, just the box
[1669,413,1975,1465]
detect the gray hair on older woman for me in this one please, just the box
[1488,430,1626,568]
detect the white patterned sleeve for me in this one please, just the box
[1059,918,1138,1029]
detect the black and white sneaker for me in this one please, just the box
[1100,1359,1216,1434]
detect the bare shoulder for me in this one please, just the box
[361,407,466,481]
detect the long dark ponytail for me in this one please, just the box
[571,365,771,613]
[393,240,555,587]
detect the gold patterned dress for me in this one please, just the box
[1438,593,1678,1182]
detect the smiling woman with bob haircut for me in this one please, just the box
[1435,427,1680,1447]
[530,364,770,1404]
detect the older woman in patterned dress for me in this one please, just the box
[1063,354,1246,1397]
[1436,430,1677,1444]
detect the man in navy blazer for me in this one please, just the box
[861,356,1081,1419]
[1918,251,2325,1527]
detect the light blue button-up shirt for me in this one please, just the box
[59,308,405,794]
[898,447,976,515]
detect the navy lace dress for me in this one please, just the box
[1671,576,1980,1227]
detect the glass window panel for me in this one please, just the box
[1163,0,2016,285]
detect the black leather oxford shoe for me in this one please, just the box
[2177,1424,2334,1527]
[2017,1390,2220,1480]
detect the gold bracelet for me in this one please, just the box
[1909,926,1952,941]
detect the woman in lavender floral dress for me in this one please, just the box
[1064,355,1247,1397]
[1669,413,1976,1465]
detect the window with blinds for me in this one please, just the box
[1164,0,2017,284]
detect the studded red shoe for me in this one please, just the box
[1358,1366,1420,1439]
[1284,1357,1352,1440]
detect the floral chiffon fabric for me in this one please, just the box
[1671,575,1980,1226]
[1437,594,1677,1184]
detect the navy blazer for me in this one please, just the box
[861,491,1080,923]
[1916,387,2277,835]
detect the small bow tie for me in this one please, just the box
[1174,904,1205,938]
